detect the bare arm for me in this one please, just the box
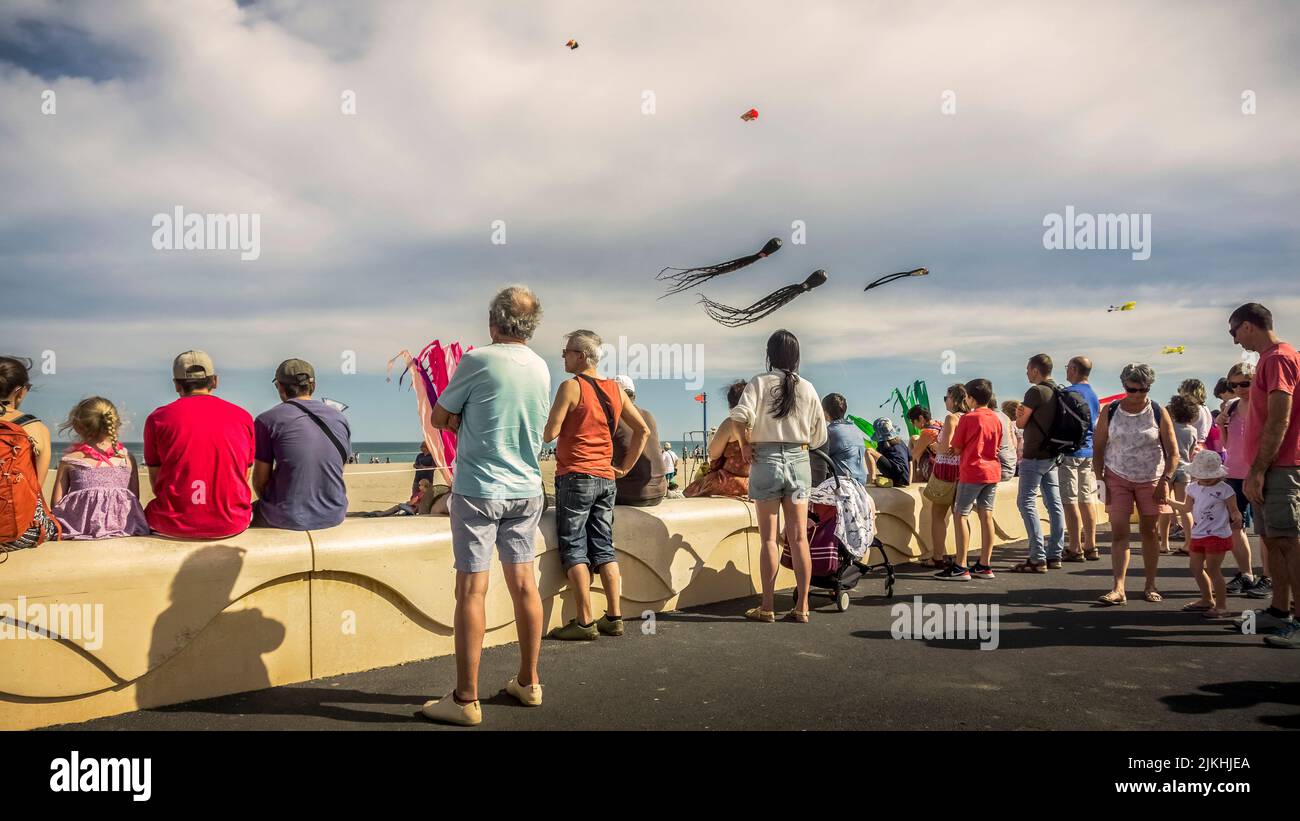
[707,419,733,461]
[938,414,959,455]
[50,460,68,506]
[430,402,460,433]
[252,460,272,498]
[127,452,141,498]
[543,380,579,443]
[616,403,651,477]
[1016,403,1032,430]
[29,420,52,487]
[1092,407,1110,480]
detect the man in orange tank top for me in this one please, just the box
[543,330,651,640]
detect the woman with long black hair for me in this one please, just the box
[730,330,828,622]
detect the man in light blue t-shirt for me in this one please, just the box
[1061,355,1102,561]
[422,285,551,727]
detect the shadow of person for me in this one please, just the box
[137,545,285,710]
[1160,680,1300,729]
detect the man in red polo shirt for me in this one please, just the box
[143,350,255,539]
[1230,302,1300,648]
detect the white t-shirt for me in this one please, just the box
[662,449,678,473]
[1188,481,1235,539]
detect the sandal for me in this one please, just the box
[782,610,810,623]
[1181,602,1213,612]
[1084,548,1101,561]
[1173,548,1189,556]
[1097,591,1127,606]
[1203,608,1231,619]
[744,607,776,623]
[1143,590,1163,603]
[1063,551,1087,563]
[1010,561,1048,574]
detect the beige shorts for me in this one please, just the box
[1058,456,1098,504]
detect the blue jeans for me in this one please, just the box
[1018,457,1065,563]
[555,472,617,569]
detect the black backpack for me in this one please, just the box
[1031,382,1093,457]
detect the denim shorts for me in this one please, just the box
[555,471,618,569]
[954,482,997,516]
[748,443,812,503]
[449,492,544,573]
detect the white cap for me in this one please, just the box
[614,374,635,396]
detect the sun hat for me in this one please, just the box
[1189,449,1228,481]
[871,417,897,445]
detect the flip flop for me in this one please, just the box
[1097,592,1127,606]
[1144,590,1163,603]
[1181,602,1213,612]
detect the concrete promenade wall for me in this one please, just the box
[1,480,1062,730]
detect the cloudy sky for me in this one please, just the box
[2,0,1297,444]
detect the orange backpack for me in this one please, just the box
[0,415,49,544]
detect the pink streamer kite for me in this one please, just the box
[387,340,472,486]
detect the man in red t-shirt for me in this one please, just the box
[935,378,1003,581]
[1230,302,1300,647]
[143,350,255,539]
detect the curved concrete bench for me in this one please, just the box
[1,482,1081,729]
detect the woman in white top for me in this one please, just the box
[1092,363,1180,605]
[730,330,828,623]
[1179,378,1214,444]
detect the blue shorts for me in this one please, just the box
[954,482,997,516]
[555,472,617,569]
[748,443,812,503]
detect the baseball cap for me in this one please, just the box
[275,358,316,386]
[172,350,216,380]
[614,374,636,396]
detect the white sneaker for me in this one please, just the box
[506,676,543,706]
[420,692,482,726]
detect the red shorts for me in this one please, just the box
[1188,535,1232,554]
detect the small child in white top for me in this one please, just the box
[1170,451,1242,619]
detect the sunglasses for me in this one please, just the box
[1228,324,1242,340]
[1124,386,1149,394]
[1230,380,1251,388]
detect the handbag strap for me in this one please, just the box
[286,400,349,466]
[575,374,618,443]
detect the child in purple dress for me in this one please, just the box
[50,397,149,540]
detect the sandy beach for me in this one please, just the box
[42,457,709,515]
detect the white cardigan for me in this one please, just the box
[729,372,828,449]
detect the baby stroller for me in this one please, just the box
[780,449,895,611]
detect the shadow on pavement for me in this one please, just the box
[1160,681,1300,729]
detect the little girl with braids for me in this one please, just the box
[50,397,149,539]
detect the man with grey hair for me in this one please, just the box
[421,285,551,726]
[1061,355,1101,561]
[544,330,651,640]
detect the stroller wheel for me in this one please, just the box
[836,591,850,612]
